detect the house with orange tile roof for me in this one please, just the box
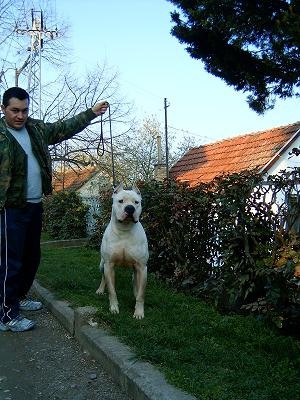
[53,166,96,193]
[170,121,300,186]
[52,166,110,234]
[170,121,300,233]
[52,166,110,195]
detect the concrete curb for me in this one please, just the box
[32,280,197,400]
[40,238,88,248]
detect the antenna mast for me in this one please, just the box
[16,9,58,118]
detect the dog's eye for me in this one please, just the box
[118,199,123,203]
[135,201,139,204]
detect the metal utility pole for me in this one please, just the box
[16,9,58,118]
[164,97,170,179]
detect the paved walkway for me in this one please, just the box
[0,306,130,400]
[0,282,196,400]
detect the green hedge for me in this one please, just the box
[43,191,89,239]
[91,169,300,333]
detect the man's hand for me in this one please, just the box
[92,101,109,116]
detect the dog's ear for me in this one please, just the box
[132,184,141,196]
[113,182,123,194]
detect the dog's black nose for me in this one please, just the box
[124,205,135,215]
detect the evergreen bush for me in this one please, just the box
[88,170,300,333]
[43,191,89,239]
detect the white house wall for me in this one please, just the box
[77,173,110,197]
[261,136,300,230]
[75,173,111,234]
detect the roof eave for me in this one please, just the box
[260,128,300,174]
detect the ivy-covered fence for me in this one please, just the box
[90,168,300,332]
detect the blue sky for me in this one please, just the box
[54,0,299,144]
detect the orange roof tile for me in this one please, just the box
[170,121,300,186]
[52,166,98,192]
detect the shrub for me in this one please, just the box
[43,191,89,239]
[88,170,300,333]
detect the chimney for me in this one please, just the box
[154,135,167,181]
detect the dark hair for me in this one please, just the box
[2,87,30,107]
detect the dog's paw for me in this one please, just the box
[95,288,105,296]
[133,303,144,319]
[133,313,144,319]
[109,303,119,314]
[133,311,144,319]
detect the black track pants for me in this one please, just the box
[0,203,43,322]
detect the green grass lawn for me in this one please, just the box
[37,246,300,400]
[41,231,55,242]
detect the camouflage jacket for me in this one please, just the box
[0,108,96,210]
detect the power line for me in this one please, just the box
[168,125,213,143]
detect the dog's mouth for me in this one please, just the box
[118,213,138,224]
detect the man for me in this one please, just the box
[0,87,108,332]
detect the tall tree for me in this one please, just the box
[0,1,134,172]
[47,63,134,173]
[63,114,196,187]
[105,116,196,185]
[168,0,300,113]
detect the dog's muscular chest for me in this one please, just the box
[109,247,138,266]
[101,221,148,267]
[103,232,143,262]
[103,237,147,267]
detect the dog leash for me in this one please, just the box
[97,103,116,187]
[97,113,105,157]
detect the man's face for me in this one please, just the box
[1,97,29,130]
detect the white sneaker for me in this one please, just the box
[19,298,43,311]
[0,315,36,332]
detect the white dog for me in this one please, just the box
[96,183,149,319]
